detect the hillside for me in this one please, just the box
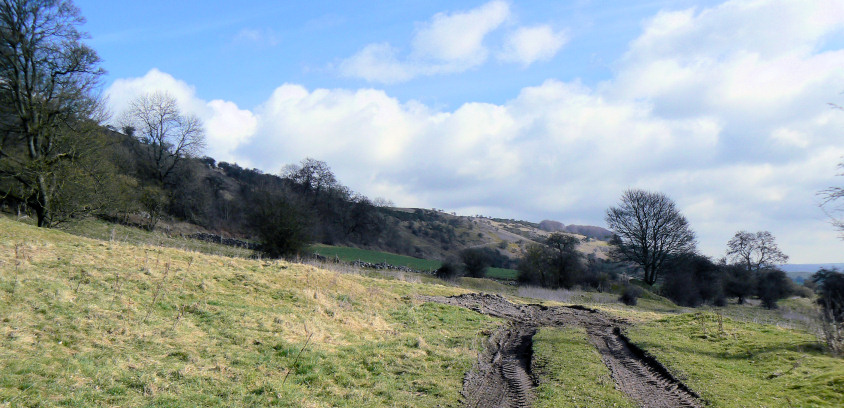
[1,217,841,407]
[375,208,611,265]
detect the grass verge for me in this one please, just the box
[626,312,843,407]
[532,327,636,407]
[0,218,499,407]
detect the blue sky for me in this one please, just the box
[80,0,725,108]
[75,0,844,263]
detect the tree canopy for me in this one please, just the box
[0,0,105,226]
[605,189,696,285]
[725,230,789,272]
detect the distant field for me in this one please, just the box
[310,244,441,271]
[486,267,519,280]
[310,245,520,280]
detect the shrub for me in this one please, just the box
[813,268,844,355]
[460,248,490,278]
[757,269,791,309]
[435,261,461,280]
[619,285,643,306]
[250,191,312,259]
[661,254,722,307]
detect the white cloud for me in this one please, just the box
[411,0,509,65]
[337,43,415,84]
[612,0,844,122]
[339,1,510,82]
[233,28,280,46]
[339,1,565,82]
[107,0,844,262]
[499,25,567,66]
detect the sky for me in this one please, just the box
[74,0,844,263]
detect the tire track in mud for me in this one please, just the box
[462,323,536,408]
[422,293,703,408]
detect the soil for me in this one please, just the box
[421,293,703,408]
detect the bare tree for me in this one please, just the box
[545,233,585,288]
[0,0,104,227]
[813,268,844,355]
[726,230,789,273]
[605,189,696,285]
[821,159,843,237]
[281,157,338,196]
[120,92,205,184]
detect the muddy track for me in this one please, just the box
[421,293,703,408]
[462,323,536,408]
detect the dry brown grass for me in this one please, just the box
[0,218,499,407]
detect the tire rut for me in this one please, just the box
[462,323,536,408]
[421,293,703,408]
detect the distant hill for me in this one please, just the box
[538,220,565,232]
[780,263,844,273]
[780,264,844,284]
[538,220,613,241]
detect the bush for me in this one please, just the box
[661,254,722,307]
[757,269,791,309]
[435,261,461,280]
[790,284,814,298]
[713,292,727,307]
[813,268,844,355]
[723,263,756,304]
[460,248,490,278]
[619,285,643,306]
[249,191,312,259]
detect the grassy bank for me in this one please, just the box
[626,312,843,407]
[311,244,519,281]
[532,327,636,407]
[310,244,441,271]
[0,218,499,407]
[2,217,841,407]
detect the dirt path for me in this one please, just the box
[421,293,703,408]
[462,323,536,408]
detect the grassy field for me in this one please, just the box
[485,267,519,280]
[0,218,500,407]
[2,217,841,407]
[532,327,636,407]
[57,218,256,259]
[310,244,520,280]
[310,244,441,272]
[626,312,844,407]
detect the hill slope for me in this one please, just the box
[2,218,841,407]
[0,217,498,406]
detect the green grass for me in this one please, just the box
[311,244,520,281]
[0,218,499,407]
[486,267,518,280]
[532,327,636,407]
[57,218,256,259]
[3,217,842,407]
[310,244,441,272]
[626,312,844,407]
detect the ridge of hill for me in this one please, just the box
[374,208,612,265]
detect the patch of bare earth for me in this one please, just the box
[421,293,703,408]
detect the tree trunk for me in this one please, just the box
[35,175,52,227]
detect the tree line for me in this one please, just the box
[0,1,423,260]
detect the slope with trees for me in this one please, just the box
[0,0,107,227]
